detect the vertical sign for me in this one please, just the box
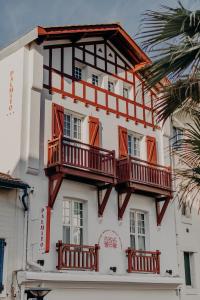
[39,207,46,253]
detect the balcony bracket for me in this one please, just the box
[118,188,132,220]
[156,196,172,226]
[98,184,113,217]
[48,173,64,208]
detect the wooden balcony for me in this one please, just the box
[117,156,172,197]
[46,137,116,185]
[126,248,161,274]
[56,241,100,271]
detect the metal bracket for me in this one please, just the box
[98,184,113,217]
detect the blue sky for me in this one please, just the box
[0,0,199,48]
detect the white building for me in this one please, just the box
[0,23,185,300]
[0,173,29,299]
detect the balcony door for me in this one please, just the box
[63,112,82,166]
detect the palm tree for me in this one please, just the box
[138,1,200,210]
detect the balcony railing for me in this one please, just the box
[117,156,172,191]
[126,248,161,274]
[56,241,100,271]
[47,137,116,178]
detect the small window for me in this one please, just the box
[172,127,183,147]
[0,239,5,293]
[64,113,82,140]
[74,67,82,80]
[128,133,141,157]
[123,87,129,98]
[130,210,147,250]
[63,199,84,245]
[108,81,115,93]
[184,252,193,286]
[92,74,99,86]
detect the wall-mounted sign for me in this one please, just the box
[7,70,15,116]
[39,207,46,253]
[98,230,122,250]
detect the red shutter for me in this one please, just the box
[118,126,128,158]
[146,136,157,164]
[89,116,100,147]
[52,103,64,138]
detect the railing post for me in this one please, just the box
[59,136,63,164]
[56,240,63,270]
[156,250,161,274]
[112,150,116,178]
[128,156,132,180]
[126,247,132,273]
[94,244,100,272]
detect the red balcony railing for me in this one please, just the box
[56,241,100,271]
[48,137,116,178]
[117,156,171,191]
[126,248,161,274]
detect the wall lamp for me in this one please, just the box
[25,288,51,300]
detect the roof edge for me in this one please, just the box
[0,28,38,61]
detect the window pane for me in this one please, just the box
[128,135,132,156]
[184,252,192,286]
[72,227,83,245]
[108,81,114,92]
[130,235,136,249]
[123,88,129,98]
[92,74,99,86]
[138,236,146,251]
[63,200,70,225]
[64,114,71,137]
[63,226,70,244]
[74,67,82,80]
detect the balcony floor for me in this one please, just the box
[116,180,172,198]
[45,163,116,186]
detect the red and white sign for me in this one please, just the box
[39,207,46,253]
[98,230,122,250]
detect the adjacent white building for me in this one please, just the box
[0,23,197,300]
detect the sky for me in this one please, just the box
[0,0,199,49]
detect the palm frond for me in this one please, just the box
[139,1,200,50]
[155,75,200,122]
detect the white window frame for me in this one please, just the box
[64,111,82,141]
[123,86,130,99]
[172,126,183,146]
[92,74,99,86]
[62,199,85,245]
[108,80,115,93]
[128,132,141,158]
[130,210,148,251]
[74,66,82,80]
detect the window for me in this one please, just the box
[108,81,115,93]
[64,113,82,140]
[184,252,193,286]
[172,127,183,147]
[92,74,99,86]
[74,67,82,80]
[0,239,5,293]
[128,133,141,157]
[130,210,147,250]
[63,199,84,245]
[123,87,129,98]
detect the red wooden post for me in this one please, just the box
[156,250,161,274]
[95,244,100,272]
[56,240,63,270]
[126,248,133,273]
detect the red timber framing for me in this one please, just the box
[43,38,157,129]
